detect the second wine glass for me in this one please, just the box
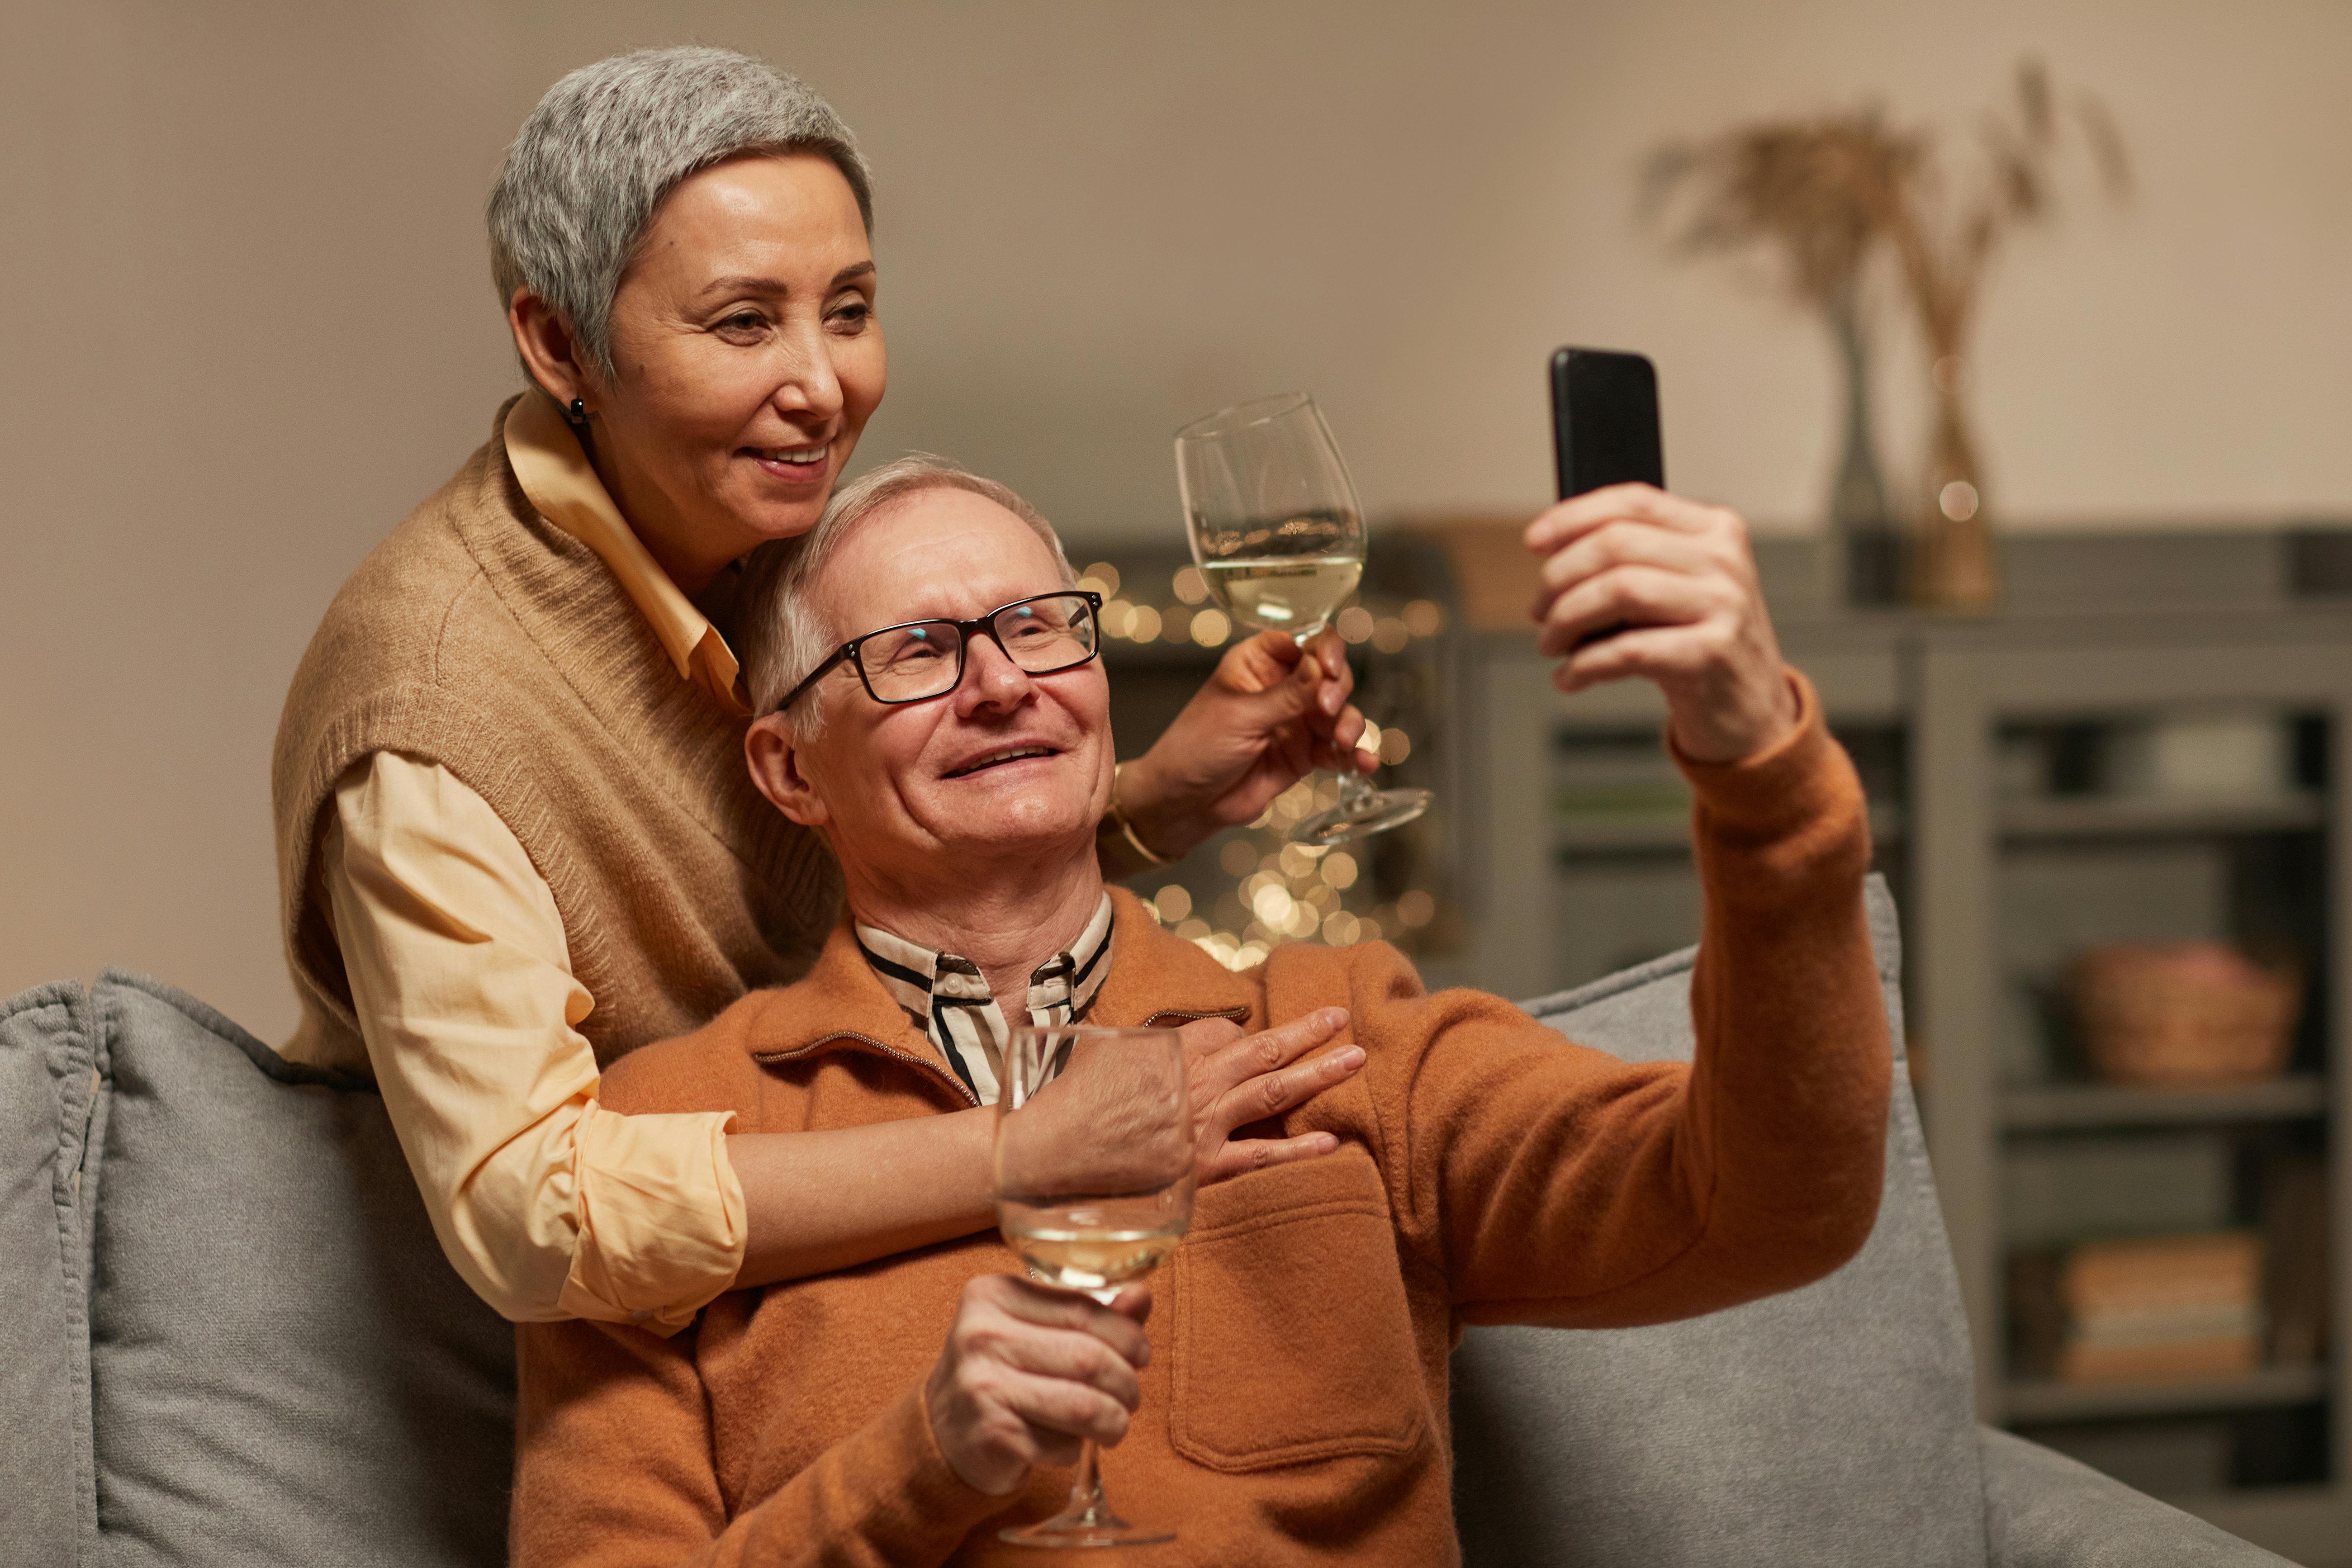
[993,1024,1194,1549]
[1175,391,1432,844]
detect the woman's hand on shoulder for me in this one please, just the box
[1114,631,1370,860]
[1179,1009,1361,1184]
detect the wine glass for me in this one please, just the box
[993,1024,1195,1548]
[1175,391,1432,844]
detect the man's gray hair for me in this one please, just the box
[487,46,873,380]
[739,455,1077,735]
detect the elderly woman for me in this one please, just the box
[271,46,1368,1334]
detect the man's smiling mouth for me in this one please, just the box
[942,745,1057,779]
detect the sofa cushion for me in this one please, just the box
[82,971,514,1568]
[0,981,100,1568]
[1452,876,1986,1567]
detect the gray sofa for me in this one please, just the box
[1,881,2294,1566]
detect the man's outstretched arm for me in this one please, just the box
[1295,673,1891,1327]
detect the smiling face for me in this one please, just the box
[751,487,1113,900]
[581,151,885,593]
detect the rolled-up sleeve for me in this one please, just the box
[321,751,746,1331]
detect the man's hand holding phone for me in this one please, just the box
[1524,483,1800,765]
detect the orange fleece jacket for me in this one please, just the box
[512,682,1892,1567]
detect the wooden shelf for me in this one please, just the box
[2006,1364,2329,1424]
[1555,805,1905,858]
[1999,792,2325,842]
[2003,1075,2329,1132]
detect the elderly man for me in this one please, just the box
[511,456,1892,1565]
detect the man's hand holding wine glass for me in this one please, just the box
[1525,482,1802,764]
[925,1273,1153,1497]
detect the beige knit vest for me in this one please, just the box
[272,400,839,1076]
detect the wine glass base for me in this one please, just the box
[1291,786,1432,846]
[998,1513,1174,1549]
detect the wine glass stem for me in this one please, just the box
[1063,1439,1113,1525]
[1295,627,1377,809]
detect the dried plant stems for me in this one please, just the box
[1648,61,2130,611]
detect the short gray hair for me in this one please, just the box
[739,455,1077,734]
[487,46,873,380]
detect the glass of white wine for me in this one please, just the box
[1175,391,1432,844]
[993,1024,1194,1549]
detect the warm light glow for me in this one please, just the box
[1372,616,1410,654]
[1357,721,1382,758]
[1219,838,1259,876]
[1129,604,1163,642]
[1103,599,1135,638]
[1191,608,1231,647]
[1252,883,1295,926]
[1335,606,1375,644]
[1321,911,1361,945]
[1378,728,1411,765]
[1171,565,1208,604]
[1397,890,1436,928]
[1081,561,1122,597]
[1152,884,1193,922]
[1319,851,1359,890]
[1402,599,1445,637]
[1175,917,1210,941]
[1939,481,1980,522]
[1161,606,1193,642]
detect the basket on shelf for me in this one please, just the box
[2070,943,2303,1087]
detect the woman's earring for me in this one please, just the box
[565,397,590,428]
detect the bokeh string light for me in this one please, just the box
[1087,562,1447,972]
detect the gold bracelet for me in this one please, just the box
[1107,763,1175,867]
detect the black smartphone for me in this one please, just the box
[1550,346,1664,501]
[1549,347,1664,651]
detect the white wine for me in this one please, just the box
[1200,555,1362,635]
[1000,1190,1190,1298]
[1008,1226,1183,1295]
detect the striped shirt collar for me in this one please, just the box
[854,893,1116,1106]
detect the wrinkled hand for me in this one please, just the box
[1526,484,1799,763]
[1116,630,1372,859]
[1178,1009,1361,1183]
[926,1275,1152,1496]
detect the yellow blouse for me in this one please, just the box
[309,393,752,1332]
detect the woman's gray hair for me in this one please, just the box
[739,455,1077,736]
[487,46,872,380]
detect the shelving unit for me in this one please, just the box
[1912,613,2347,1559]
[1439,528,2352,1562]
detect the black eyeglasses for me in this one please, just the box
[776,591,1105,712]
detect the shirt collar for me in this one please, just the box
[501,390,749,717]
[853,893,1118,1105]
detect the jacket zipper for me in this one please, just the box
[1143,1006,1253,1028]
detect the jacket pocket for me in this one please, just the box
[1167,1145,1428,1471]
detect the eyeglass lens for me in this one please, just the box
[856,594,1099,702]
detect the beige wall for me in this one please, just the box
[4,0,2347,1038]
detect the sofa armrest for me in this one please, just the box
[1980,1426,2295,1567]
